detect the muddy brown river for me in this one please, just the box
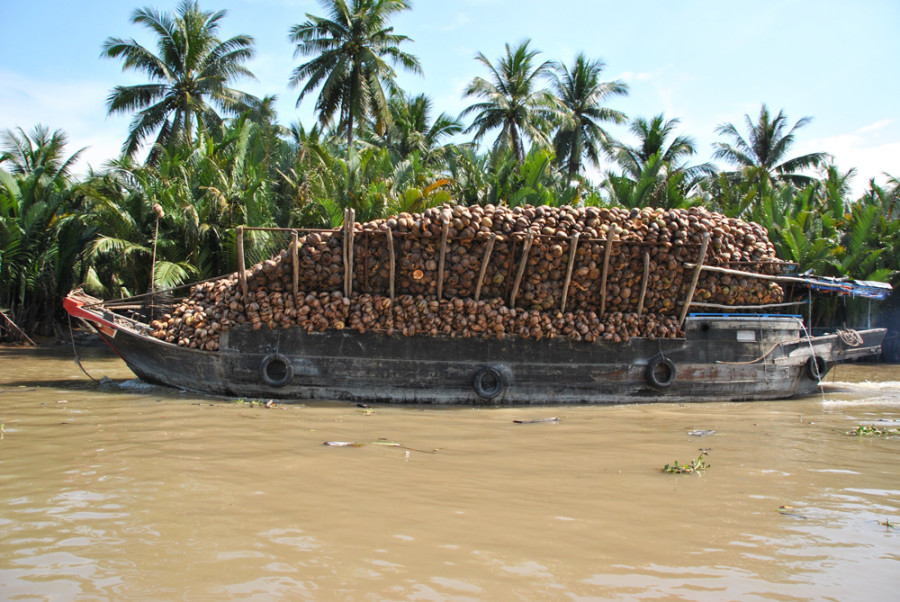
[1,346,898,600]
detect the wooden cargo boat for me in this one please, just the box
[63,208,889,404]
[64,292,885,405]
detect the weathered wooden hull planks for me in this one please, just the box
[69,295,885,405]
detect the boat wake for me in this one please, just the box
[821,380,900,406]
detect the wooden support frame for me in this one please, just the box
[678,233,711,327]
[437,216,450,299]
[637,251,650,316]
[559,232,580,312]
[474,234,496,302]
[509,233,534,308]
[343,209,356,297]
[599,225,617,316]
[291,230,299,298]
[236,226,248,303]
[386,228,396,301]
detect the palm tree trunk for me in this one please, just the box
[511,127,524,164]
[346,111,354,161]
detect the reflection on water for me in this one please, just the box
[1,347,898,600]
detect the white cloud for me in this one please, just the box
[858,119,893,135]
[616,70,657,83]
[802,122,900,197]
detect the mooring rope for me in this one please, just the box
[837,328,864,347]
[68,314,101,383]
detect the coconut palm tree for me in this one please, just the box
[102,0,258,162]
[460,40,557,165]
[288,0,421,157]
[549,54,628,183]
[612,114,701,179]
[364,92,465,166]
[712,104,830,188]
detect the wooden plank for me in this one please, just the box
[689,301,805,310]
[474,234,496,302]
[509,233,534,308]
[684,263,803,284]
[679,233,711,327]
[599,225,617,316]
[559,232,580,312]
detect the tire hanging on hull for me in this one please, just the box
[645,354,677,389]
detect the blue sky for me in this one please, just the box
[1,0,897,197]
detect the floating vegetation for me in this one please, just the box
[846,424,900,437]
[878,519,897,530]
[234,398,277,408]
[663,452,710,474]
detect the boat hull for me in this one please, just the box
[70,299,885,404]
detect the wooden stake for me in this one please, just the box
[474,234,497,302]
[1,309,36,346]
[291,230,299,298]
[386,227,396,301]
[637,251,650,316]
[510,232,534,308]
[559,232,580,312]
[679,232,711,327]
[437,216,450,299]
[236,226,248,303]
[343,209,356,297]
[599,225,617,316]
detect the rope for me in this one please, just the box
[837,328,864,347]
[68,314,101,383]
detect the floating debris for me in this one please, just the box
[778,505,808,519]
[513,417,560,424]
[323,438,438,453]
[688,429,716,437]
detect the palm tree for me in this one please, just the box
[612,114,700,179]
[0,125,85,178]
[102,0,258,161]
[288,0,422,157]
[460,40,557,165]
[549,54,628,182]
[364,92,464,166]
[1,127,88,335]
[712,104,830,188]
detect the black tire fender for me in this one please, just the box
[645,354,676,389]
[473,366,505,400]
[261,353,293,387]
[805,355,827,381]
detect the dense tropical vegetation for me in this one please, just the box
[1,0,898,342]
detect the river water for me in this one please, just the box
[1,346,898,601]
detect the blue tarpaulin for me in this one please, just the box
[795,276,892,300]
